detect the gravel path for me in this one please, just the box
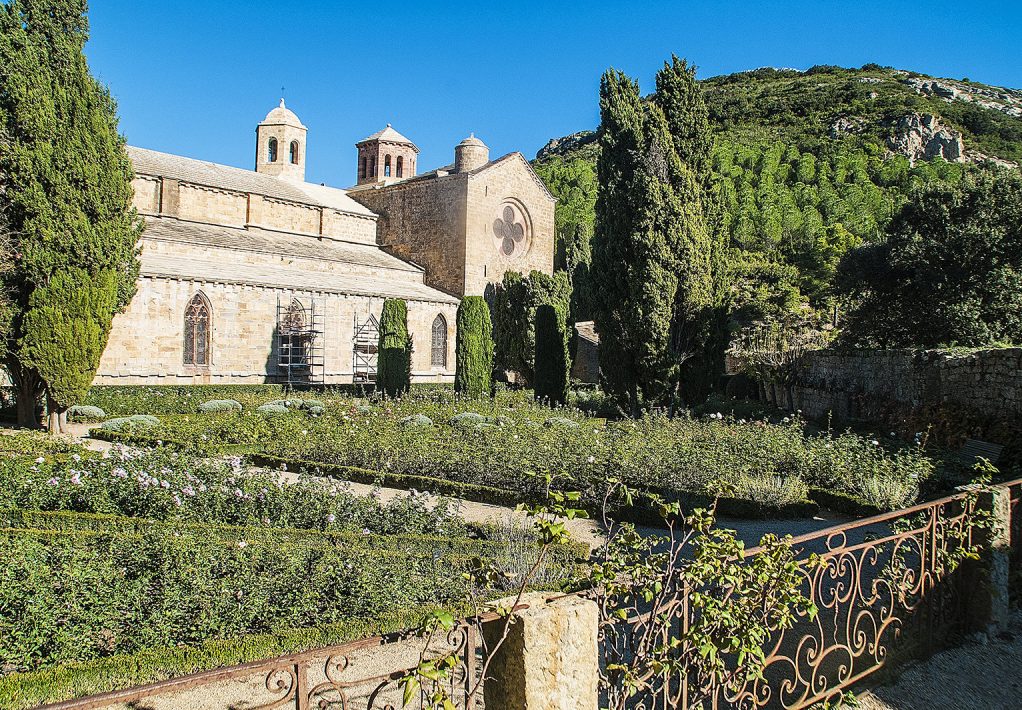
[857,612,1022,710]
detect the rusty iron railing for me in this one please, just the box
[39,615,494,710]
[715,490,981,709]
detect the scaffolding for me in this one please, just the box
[352,313,379,385]
[276,297,324,387]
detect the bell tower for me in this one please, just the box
[355,124,418,186]
[255,99,307,182]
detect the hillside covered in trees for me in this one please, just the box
[534,64,1022,328]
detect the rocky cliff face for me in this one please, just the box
[535,131,597,161]
[886,113,964,164]
[903,76,1022,119]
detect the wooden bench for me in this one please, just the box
[959,438,1004,468]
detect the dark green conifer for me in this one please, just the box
[376,299,410,398]
[491,269,571,385]
[454,296,493,398]
[0,0,142,431]
[533,303,570,406]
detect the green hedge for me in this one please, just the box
[250,453,526,508]
[0,508,587,564]
[0,603,468,710]
[0,526,474,675]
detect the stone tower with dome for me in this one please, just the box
[255,99,307,182]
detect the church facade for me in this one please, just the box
[93,101,554,385]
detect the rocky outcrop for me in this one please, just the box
[535,131,597,161]
[830,116,867,138]
[903,77,1022,118]
[887,113,964,164]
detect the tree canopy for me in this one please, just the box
[837,169,1022,348]
[0,0,142,430]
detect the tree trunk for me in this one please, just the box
[10,365,42,429]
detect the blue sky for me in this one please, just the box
[84,1,1022,187]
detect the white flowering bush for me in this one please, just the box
[0,446,465,536]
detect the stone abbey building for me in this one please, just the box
[94,101,555,385]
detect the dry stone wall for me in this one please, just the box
[789,348,1022,455]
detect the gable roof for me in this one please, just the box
[141,217,423,273]
[353,152,556,202]
[127,146,377,219]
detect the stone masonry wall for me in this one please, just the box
[789,348,1022,453]
[349,176,468,296]
[95,276,456,385]
[463,155,555,297]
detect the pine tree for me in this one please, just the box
[454,296,493,398]
[533,303,570,406]
[376,298,410,398]
[0,0,142,431]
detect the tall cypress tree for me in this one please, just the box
[454,296,493,398]
[376,298,410,398]
[653,56,726,405]
[533,303,570,407]
[0,0,142,431]
[591,69,645,414]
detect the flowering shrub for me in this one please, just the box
[84,389,940,513]
[0,445,466,536]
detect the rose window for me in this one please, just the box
[492,202,529,258]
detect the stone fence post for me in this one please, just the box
[966,486,1012,633]
[482,593,599,710]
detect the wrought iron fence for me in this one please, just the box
[41,618,488,710]
[38,481,1020,710]
[702,491,980,710]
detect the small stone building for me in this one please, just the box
[95,100,554,385]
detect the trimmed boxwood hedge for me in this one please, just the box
[0,603,468,710]
[250,453,526,508]
[0,508,588,564]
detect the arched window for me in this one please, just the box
[369,157,376,178]
[184,293,211,366]
[396,156,404,178]
[359,156,367,180]
[431,314,448,367]
[384,154,392,177]
[267,137,278,163]
[289,140,299,164]
[280,299,308,369]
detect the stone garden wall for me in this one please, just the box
[786,348,1022,456]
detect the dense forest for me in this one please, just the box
[534,64,1022,330]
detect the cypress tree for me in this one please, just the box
[454,296,493,398]
[591,69,645,414]
[376,299,410,398]
[653,56,729,404]
[491,269,571,385]
[592,63,721,414]
[0,0,142,431]
[533,303,570,407]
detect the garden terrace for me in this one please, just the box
[80,388,968,518]
[0,433,583,706]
